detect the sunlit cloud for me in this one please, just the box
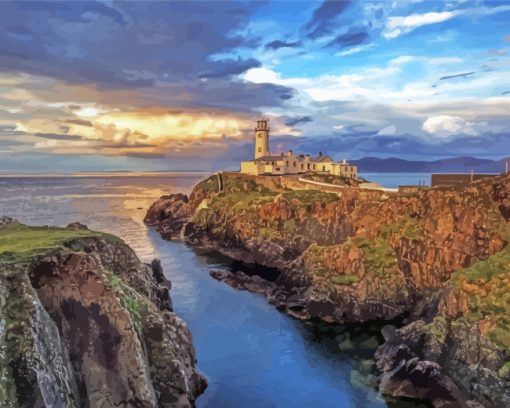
[0,0,509,170]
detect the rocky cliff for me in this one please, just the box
[0,218,206,408]
[145,172,510,407]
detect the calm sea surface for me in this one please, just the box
[360,173,430,188]
[0,173,428,408]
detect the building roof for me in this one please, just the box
[255,155,284,162]
[314,155,334,162]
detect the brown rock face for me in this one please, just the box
[145,194,190,239]
[145,172,510,407]
[2,235,206,408]
[148,174,508,323]
[29,251,157,407]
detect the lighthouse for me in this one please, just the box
[254,119,269,159]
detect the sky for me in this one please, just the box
[0,0,509,172]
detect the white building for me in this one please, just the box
[240,119,358,178]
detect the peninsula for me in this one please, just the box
[145,167,510,407]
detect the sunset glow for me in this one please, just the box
[0,1,509,171]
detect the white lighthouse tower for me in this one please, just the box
[254,119,269,159]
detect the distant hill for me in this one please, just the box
[352,156,509,173]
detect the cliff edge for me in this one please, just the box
[0,218,206,408]
[145,172,510,407]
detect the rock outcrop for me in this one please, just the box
[0,222,206,407]
[145,172,510,407]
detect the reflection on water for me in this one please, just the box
[0,173,425,407]
[0,173,204,260]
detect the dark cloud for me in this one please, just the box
[198,58,260,79]
[502,91,510,95]
[0,1,257,85]
[0,124,25,135]
[265,40,301,50]
[101,141,156,149]
[124,151,167,159]
[304,0,351,40]
[439,72,476,80]
[0,1,292,112]
[64,119,93,127]
[34,132,83,141]
[285,116,313,126]
[0,139,27,147]
[15,1,126,25]
[327,27,369,48]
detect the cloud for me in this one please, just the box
[285,116,313,126]
[242,67,281,84]
[384,5,510,40]
[198,58,261,79]
[384,11,455,39]
[439,72,476,81]
[64,119,93,127]
[503,91,510,95]
[336,43,375,57]
[0,1,292,113]
[327,27,369,48]
[304,0,351,39]
[265,40,301,50]
[422,115,482,138]
[505,35,510,43]
[34,132,84,141]
[377,125,396,136]
[488,49,507,56]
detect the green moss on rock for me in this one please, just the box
[331,275,359,285]
[354,237,398,276]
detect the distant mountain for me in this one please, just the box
[352,156,509,173]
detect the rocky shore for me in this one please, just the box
[0,217,206,408]
[145,172,510,407]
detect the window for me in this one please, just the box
[293,161,296,167]
[286,161,289,166]
[258,133,262,138]
[313,164,316,170]
[258,147,262,152]
[300,163,304,170]
[307,163,310,170]
[275,167,280,171]
[322,165,326,171]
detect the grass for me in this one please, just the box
[448,233,510,364]
[499,361,510,378]
[302,236,398,287]
[354,237,398,276]
[423,316,448,343]
[331,274,359,285]
[195,175,219,192]
[379,215,425,241]
[301,173,359,186]
[452,248,510,283]
[0,223,124,263]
